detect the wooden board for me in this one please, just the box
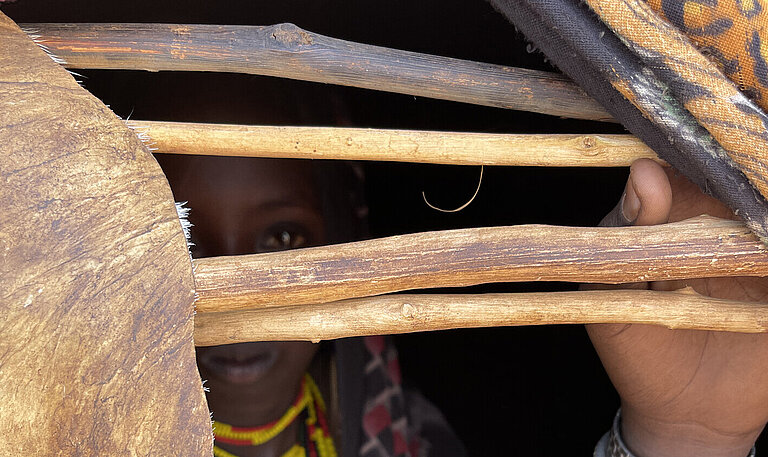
[0,12,212,456]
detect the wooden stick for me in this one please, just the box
[23,22,614,122]
[129,120,659,166]
[194,289,768,345]
[193,216,768,314]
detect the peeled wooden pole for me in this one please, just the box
[23,22,614,122]
[130,120,659,166]
[194,289,768,345]
[193,216,768,314]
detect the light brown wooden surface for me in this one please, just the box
[193,216,768,314]
[0,13,212,456]
[194,289,768,345]
[23,22,614,122]
[131,120,660,166]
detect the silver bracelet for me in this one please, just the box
[594,410,757,457]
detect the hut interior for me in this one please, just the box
[2,0,767,455]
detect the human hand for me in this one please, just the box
[587,159,768,457]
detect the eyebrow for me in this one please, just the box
[250,199,321,215]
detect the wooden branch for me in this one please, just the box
[193,289,768,345]
[129,120,658,166]
[193,216,768,314]
[23,22,614,122]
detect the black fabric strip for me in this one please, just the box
[487,0,768,240]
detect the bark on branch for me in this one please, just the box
[193,289,768,346]
[130,120,658,166]
[24,22,614,121]
[193,216,768,314]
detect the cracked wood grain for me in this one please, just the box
[192,216,768,314]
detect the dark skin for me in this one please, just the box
[590,159,768,457]
[161,155,325,457]
[162,154,767,456]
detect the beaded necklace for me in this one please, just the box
[212,374,337,457]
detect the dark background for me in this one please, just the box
[4,0,763,455]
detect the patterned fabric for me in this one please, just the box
[584,0,768,241]
[487,0,768,244]
[645,0,768,106]
[360,336,423,457]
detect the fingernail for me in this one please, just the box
[622,178,641,223]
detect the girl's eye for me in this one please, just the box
[258,224,309,252]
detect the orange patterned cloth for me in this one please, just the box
[585,0,768,240]
[645,0,768,109]
[489,0,768,243]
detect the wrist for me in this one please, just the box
[621,406,759,457]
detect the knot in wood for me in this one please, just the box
[400,303,416,319]
[580,136,599,156]
[269,23,314,49]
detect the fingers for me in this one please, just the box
[585,159,672,296]
[599,158,672,227]
[664,167,736,223]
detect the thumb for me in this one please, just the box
[599,158,672,228]
[583,158,673,297]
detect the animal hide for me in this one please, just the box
[0,11,213,456]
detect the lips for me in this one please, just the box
[197,343,279,384]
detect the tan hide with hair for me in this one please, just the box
[0,12,212,456]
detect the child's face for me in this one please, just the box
[173,156,325,259]
[162,155,323,392]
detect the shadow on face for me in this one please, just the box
[157,154,323,420]
[164,155,326,258]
